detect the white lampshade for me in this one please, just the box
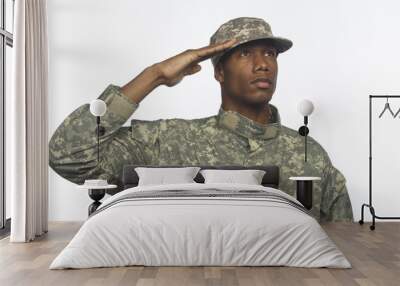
[90,99,107,117]
[297,99,314,116]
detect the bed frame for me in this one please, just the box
[122,165,280,190]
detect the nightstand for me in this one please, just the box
[77,184,117,216]
[289,176,321,210]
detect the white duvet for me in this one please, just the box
[50,183,351,269]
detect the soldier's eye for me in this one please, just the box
[265,50,277,57]
[240,50,250,57]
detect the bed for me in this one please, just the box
[49,165,350,269]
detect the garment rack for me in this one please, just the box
[359,95,400,230]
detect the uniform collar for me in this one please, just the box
[217,104,281,140]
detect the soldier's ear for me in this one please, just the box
[214,62,224,83]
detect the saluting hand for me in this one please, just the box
[121,39,237,104]
[156,39,237,87]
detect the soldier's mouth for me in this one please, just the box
[250,78,273,89]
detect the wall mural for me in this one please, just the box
[49,17,353,222]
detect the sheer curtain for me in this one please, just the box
[9,0,48,242]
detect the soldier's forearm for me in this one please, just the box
[121,64,165,104]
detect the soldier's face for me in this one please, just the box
[215,39,278,105]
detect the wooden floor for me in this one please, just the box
[0,222,399,286]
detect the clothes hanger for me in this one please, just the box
[378,97,395,118]
[394,106,400,118]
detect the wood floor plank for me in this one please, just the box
[0,222,399,286]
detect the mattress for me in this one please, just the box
[50,183,351,269]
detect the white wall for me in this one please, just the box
[47,0,400,221]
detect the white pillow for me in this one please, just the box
[135,167,201,186]
[200,169,266,185]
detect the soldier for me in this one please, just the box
[49,17,353,222]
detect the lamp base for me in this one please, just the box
[95,125,106,136]
[298,126,309,136]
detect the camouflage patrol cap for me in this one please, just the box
[210,17,293,67]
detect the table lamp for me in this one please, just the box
[89,99,107,164]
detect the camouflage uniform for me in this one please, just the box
[49,85,353,222]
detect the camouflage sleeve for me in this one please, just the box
[320,159,354,222]
[49,84,159,191]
